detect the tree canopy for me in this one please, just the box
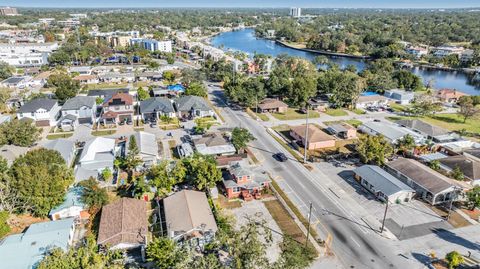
[0,119,40,147]
[231,127,255,153]
[9,149,73,217]
[48,72,80,101]
[356,135,394,166]
[185,82,208,97]
[182,154,222,191]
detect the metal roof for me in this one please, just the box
[354,165,414,197]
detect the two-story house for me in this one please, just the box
[17,98,61,127]
[58,96,97,131]
[223,161,271,200]
[101,93,134,125]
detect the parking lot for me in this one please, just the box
[314,161,451,240]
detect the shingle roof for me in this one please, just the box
[396,119,448,137]
[87,88,129,97]
[1,76,26,85]
[354,165,414,196]
[140,97,175,114]
[44,138,75,165]
[103,92,133,106]
[439,155,480,181]
[290,125,335,143]
[61,96,96,111]
[175,96,211,112]
[0,218,74,269]
[18,98,57,113]
[97,198,147,247]
[258,98,288,110]
[164,190,218,238]
[387,158,458,194]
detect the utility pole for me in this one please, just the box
[303,105,309,163]
[305,202,313,248]
[447,186,459,221]
[380,200,389,233]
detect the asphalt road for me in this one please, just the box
[207,85,420,269]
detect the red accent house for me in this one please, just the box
[223,162,271,200]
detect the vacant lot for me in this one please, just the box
[324,109,348,117]
[271,108,320,121]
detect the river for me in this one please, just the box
[211,28,480,95]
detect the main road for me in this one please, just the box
[207,85,421,269]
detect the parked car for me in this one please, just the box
[274,152,288,162]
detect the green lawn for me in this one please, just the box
[46,133,73,140]
[324,119,363,128]
[389,103,409,113]
[92,130,116,136]
[194,116,218,129]
[324,109,348,117]
[351,108,366,115]
[387,113,480,134]
[271,108,319,121]
[246,108,269,121]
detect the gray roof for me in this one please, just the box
[18,98,57,113]
[175,96,211,112]
[87,88,129,97]
[61,96,96,111]
[44,139,75,165]
[396,119,449,137]
[140,97,175,114]
[1,76,26,85]
[354,165,414,196]
[59,114,78,122]
[387,158,458,195]
[130,131,158,157]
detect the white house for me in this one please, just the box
[128,131,159,167]
[60,96,97,127]
[384,89,415,105]
[17,98,61,127]
[75,137,117,182]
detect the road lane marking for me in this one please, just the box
[350,236,361,247]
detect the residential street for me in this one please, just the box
[207,85,420,269]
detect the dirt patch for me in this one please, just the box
[216,193,242,209]
[428,205,471,228]
[264,199,305,243]
[7,214,49,234]
[461,208,480,221]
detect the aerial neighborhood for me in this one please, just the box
[1,3,480,269]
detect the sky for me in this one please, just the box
[3,0,480,8]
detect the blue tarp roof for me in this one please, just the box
[167,84,185,92]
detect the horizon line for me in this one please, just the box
[4,6,480,9]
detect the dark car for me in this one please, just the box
[274,152,288,162]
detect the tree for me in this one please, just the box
[38,235,123,269]
[137,87,150,101]
[231,127,255,153]
[48,51,71,66]
[458,96,480,123]
[317,67,364,108]
[148,160,186,197]
[445,251,464,269]
[429,160,441,171]
[0,62,13,80]
[9,149,73,217]
[393,70,423,91]
[48,73,80,101]
[275,237,316,269]
[181,68,206,86]
[467,186,480,211]
[356,135,394,166]
[396,134,416,156]
[131,176,149,199]
[185,82,207,97]
[183,154,222,190]
[450,165,465,181]
[0,89,11,112]
[163,70,176,85]
[147,237,188,269]
[0,119,40,147]
[101,168,113,181]
[128,134,139,156]
[78,178,109,210]
[0,211,10,239]
[289,73,317,107]
[166,53,175,64]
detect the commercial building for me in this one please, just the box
[353,165,415,203]
[130,38,172,53]
[359,120,425,144]
[0,7,18,16]
[289,7,302,17]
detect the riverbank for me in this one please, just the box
[275,40,370,60]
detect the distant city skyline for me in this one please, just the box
[2,0,480,8]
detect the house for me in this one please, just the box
[99,72,135,83]
[17,98,61,127]
[101,92,134,125]
[460,49,474,63]
[0,144,29,166]
[97,198,147,250]
[193,133,236,156]
[385,158,464,205]
[163,190,217,244]
[75,137,116,182]
[326,123,357,139]
[69,66,93,75]
[384,89,415,105]
[177,142,194,158]
[353,165,415,203]
[396,119,458,143]
[43,139,76,167]
[49,187,89,220]
[140,97,176,121]
[432,46,464,58]
[438,140,480,155]
[355,93,388,109]
[128,131,159,167]
[405,46,428,58]
[60,96,97,127]
[175,96,214,119]
[32,71,52,86]
[257,98,288,114]
[290,125,336,150]
[73,74,99,84]
[436,89,467,103]
[307,97,329,112]
[439,155,480,186]
[223,161,271,199]
[359,121,425,144]
[0,76,30,88]
[135,71,163,81]
[87,88,130,99]
[0,218,75,269]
